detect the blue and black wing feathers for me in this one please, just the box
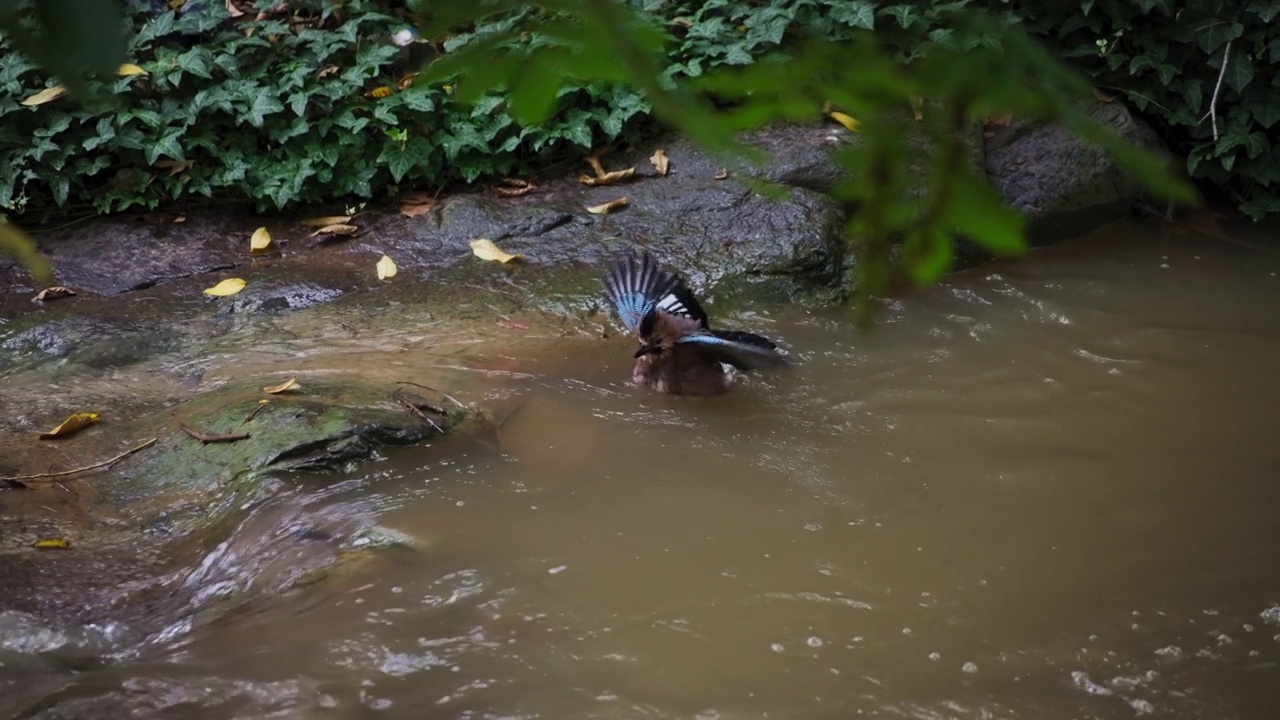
[602,253,709,333]
[676,331,791,370]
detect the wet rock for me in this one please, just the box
[0,315,177,370]
[31,214,249,296]
[985,99,1171,244]
[218,282,344,315]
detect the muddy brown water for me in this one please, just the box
[5,217,1280,719]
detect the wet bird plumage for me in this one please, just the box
[601,253,790,395]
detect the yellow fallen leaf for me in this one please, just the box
[586,197,629,215]
[249,226,271,254]
[299,215,353,227]
[39,412,100,439]
[470,238,523,264]
[32,538,71,550]
[21,85,67,106]
[367,85,394,100]
[579,168,635,187]
[827,110,861,132]
[376,254,397,280]
[714,168,729,180]
[203,278,247,297]
[263,377,300,394]
[117,63,148,77]
[307,224,359,238]
[649,149,669,176]
[32,286,76,302]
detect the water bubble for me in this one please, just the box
[771,643,785,653]
[807,636,823,648]
[928,652,941,661]
[962,662,978,673]
[548,565,567,575]
[902,627,912,635]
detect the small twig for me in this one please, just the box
[179,423,251,444]
[1202,40,1231,141]
[239,402,267,426]
[396,396,446,433]
[394,381,469,409]
[0,438,157,483]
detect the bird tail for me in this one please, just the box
[602,253,708,333]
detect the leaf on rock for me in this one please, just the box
[32,538,71,549]
[579,168,635,186]
[470,238,523,263]
[32,286,76,303]
[586,197,629,214]
[249,226,272,254]
[649,149,669,176]
[39,412,100,439]
[714,168,730,180]
[263,377,300,394]
[399,191,437,217]
[21,85,68,106]
[299,215,353,227]
[203,278,247,297]
[492,178,537,197]
[307,224,358,238]
[827,110,861,132]
[376,254,398,280]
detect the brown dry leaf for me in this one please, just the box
[397,72,420,91]
[1092,87,1116,103]
[203,278,247,297]
[299,214,353,227]
[167,0,187,9]
[317,64,340,79]
[307,224,359,238]
[493,178,537,197]
[249,226,272,254]
[579,168,635,187]
[39,412,100,440]
[649,149,669,176]
[586,197,629,215]
[155,159,194,176]
[117,63,148,77]
[225,0,246,17]
[583,147,614,177]
[399,201,435,218]
[910,95,925,121]
[32,538,71,550]
[714,168,729,180]
[263,377,300,394]
[32,286,76,303]
[376,254,398,280]
[985,113,1014,127]
[21,85,67,107]
[470,238,523,264]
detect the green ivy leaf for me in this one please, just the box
[378,135,431,182]
[1197,21,1243,55]
[246,88,286,127]
[1222,53,1255,94]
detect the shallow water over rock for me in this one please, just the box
[5,217,1280,719]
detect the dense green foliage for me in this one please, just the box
[1011,0,1280,220]
[0,0,656,215]
[0,0,1214,306]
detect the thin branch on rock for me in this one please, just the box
[0,438,157,483]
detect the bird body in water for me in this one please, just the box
[601,253,790,395]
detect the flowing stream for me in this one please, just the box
[5,217,1280,719]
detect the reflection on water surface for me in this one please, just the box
[6,220,1280,719]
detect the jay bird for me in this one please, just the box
[602,253,790,395]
